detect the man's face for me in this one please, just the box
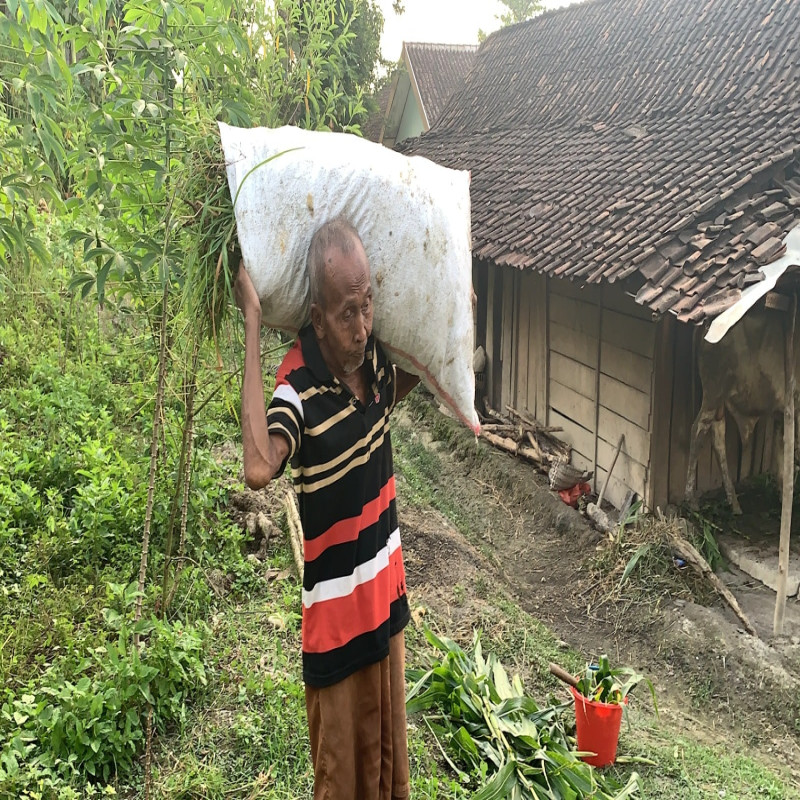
[311,239,373,378]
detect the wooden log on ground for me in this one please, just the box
[481,430,519,455]
[668,530,758,637]
[526,431,545,462]
[506,405,564,436]
[284,490,304,581]
[482,422,518,435]
[481,429,546,468]
[506,404,539,429]
[482,404,508,424]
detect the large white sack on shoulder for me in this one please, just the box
[219,122,479,434]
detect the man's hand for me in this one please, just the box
[235,262,261,319]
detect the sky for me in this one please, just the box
[375,0,576,62]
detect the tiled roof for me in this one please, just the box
[400,0,800,323]
[404,43,478,126]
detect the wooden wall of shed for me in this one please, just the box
[512,271,548,421]
[546,280,656,510]
[476,262,779,510]
[480,265,657,510]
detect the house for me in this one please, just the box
[400,0,800,511]
[379,42,478,147]
[363,78,394,143]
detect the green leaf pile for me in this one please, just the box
[406,628,642,800]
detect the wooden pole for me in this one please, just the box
[669,530,758,637]
[284,490,305,582]
[774,293,796,636]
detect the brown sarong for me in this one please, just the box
[305,632,410,800]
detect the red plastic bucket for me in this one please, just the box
[570,686,627,767]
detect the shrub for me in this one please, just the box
[0,583,209,794]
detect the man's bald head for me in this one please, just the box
[307,217,365,309]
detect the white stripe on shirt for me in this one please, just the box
[302,528,401,608]
[273,382,304,424]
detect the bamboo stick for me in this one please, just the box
[284,490,304,581]
[482,430,519,455]
[774,294,796,636]
[668,531,758,637]
[506,404,564,435]
[481,429,546,467]
[526,432,544,462]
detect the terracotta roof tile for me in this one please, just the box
[400,0,800,322]
[404,43,479,125]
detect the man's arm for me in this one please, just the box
[235,265,290,489]
[395,367,420,404]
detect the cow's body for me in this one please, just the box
[685,310,798,514]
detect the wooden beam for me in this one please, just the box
[669,529,758,637]
[650,315,675,510]
[774,294,796,635]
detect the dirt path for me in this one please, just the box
[393,402,800,787]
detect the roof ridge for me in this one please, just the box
[404,41,479,51]
[482,0,613,42]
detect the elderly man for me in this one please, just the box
[235,216,419,800]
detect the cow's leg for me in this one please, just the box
[685,407,716,508]
[711,413,742,514]
[731,412,758,481]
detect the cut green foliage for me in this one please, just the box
[686,511,723,572]
[589,515,717,610]
[574,655,657,715]
[406,627,642,800]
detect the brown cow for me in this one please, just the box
[685,310,799,514]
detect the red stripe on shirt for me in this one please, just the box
[303,476,396,562]
[302,564,392,653]
[275,338,305,386]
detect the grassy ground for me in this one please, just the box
[133,428,799,800]
[139,562,796,799]
[2,260,796,798]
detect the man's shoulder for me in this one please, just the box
[276,337,306,386]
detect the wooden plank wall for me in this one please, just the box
[513,271,548,421]
[487,267,659,510]
[595,291,655,510]
[499,275,659,510]
[547,280,601,475]
[478,259,777,509]
[484,267,498,408]
[544,281,656,509]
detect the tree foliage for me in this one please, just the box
[480,0,543,41]
[0,0,381,288]
[497,0,544,26]
[0,7,385,790]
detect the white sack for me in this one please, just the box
[218,122,479,433]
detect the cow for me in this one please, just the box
[685,309,799,514]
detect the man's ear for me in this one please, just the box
[310,302,324,339]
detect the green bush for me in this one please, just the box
[0,583,208,794]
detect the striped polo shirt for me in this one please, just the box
[266,325,410,687]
